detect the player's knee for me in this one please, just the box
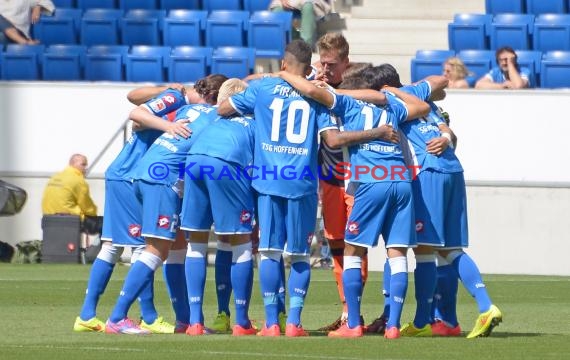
[97,242,123,264]
[259,250,281,262]
[445,250,464,264]
[290,254,310,265]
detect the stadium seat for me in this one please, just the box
[526,0,567,16]
[490,14,534,51]
[485,0,525,14]
[244,0,272,12]
[118,0,158,11]
[248,11,292,58]
[410,50,455,83]
[85,45,129,81]
[516,50,542,87]
[457,50,495,86]
[121,9,166,46]
[0,44,44,80]
[125,45,170,82]
[33,8,82,45]
[42,45,87,81]
[80,9,123,46]
[163,10,207,47]
[211,46,256,79]
[203,0,242,11]
[448,13,492,52]
[168,46,213,83]
[205,10,249,48]
[160,0,200,10]
[540,51,570,88]
[533,14,570,52]
[77,0,117,9]
[53,0,76,7]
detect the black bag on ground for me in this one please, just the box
[0,180,27,216]
[0,240,15,262]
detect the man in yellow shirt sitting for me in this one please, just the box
[42,154,97,218]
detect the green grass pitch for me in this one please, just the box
[1,264,569,360]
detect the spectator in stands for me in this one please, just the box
[42,154,97,220]
[269,0,332,49]
[475,46,529,89]
[443,57,470,89]
[0,0,54,45]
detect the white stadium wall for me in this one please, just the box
[0,83,568,275]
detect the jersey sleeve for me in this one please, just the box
[229,81,258,115]
[402,81,431,101]
[384,92,409,124]
[142,89,187,117]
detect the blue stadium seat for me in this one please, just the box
[42,45,87,80]
[244,0,272,12]
[526,0,567,16]
[211,46,255,79]
[540,51,570,88]
[205,10,249,47]
[203,0,242,11]
[485,0,525,14]
[490,14,534,50]
[125,45,170,82]
[0,44,44,80]
[77,0,117,9]
[168,46,213,82]
[248,11,292,58]
[533,14,570,52]
[163,10,207,46]
[410,50,455,83]
[119,0,158,11]
[457,50,495,86]
[33,8,82,45]
[516,50,542,87]
[53,0,76,7]
[81,9,123,46]
[121,9,166,46]
[85,45,129,81]
[160,0,200,10]
[448,13,492,52]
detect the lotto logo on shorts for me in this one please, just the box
[415,221,424,233]
[128,224,141,237]
[240,210,252,224]
[347,221,359,235]
[162,94,176,104]
[306,232,314,246]
[149,99,166,113]
[157,215,170,229]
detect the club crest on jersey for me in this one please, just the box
[240,210,252,224]
[149,99,166,113]
[128,224,141,237]
[415,221,424,232]
[158,215,170,229]
[347,221,359,235]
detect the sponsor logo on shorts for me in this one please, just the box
[128,224,141,237]
[415,221,424,232]
[162,94,176,104]
[347,221,359,235]
[240,210,252,224]
[158,215,170,229]
[306,232,314,246]
[149,99,166,113]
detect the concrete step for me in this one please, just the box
[351,0,485,20]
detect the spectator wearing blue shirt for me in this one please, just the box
[475,46,529,89]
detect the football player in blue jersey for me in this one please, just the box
[274,68,430,339]
[218,39,402,337]
[73,88,190,334]
[178,79,259,336]
[372,64,503,339]
[104,75,227,335]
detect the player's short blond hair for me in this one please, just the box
[217,78,248,104]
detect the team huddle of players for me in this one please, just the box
[72,32,502,339]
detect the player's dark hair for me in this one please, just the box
[194,74,229,103]
[367,64,403,89]
[285,39,313,67]
[338,76,373,90]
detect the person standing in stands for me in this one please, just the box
[475,46,529,89]
[0,0,54,45]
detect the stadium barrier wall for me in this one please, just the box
[0,83,568,275]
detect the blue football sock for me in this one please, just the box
[343,256,363,328]
[138,273,158,324]
[451,252,492,313]
[277,255,287,314]
[387,256,408,329]
[215,247,233,316]
[287,257,310,326]
[382,258,391,318]
[259,255,281,327]
[163,261,189,324]
[434,261,459,326]
[80,258,115,320]
[413,257,436,328]
[185,244,207,325]
[109,251,161,323]
[231,242,253,327]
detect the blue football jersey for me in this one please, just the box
[485,66,530,84]
[105,89,187,181]
[332,94,409,183]
[398,82,463,174]
[189,114,256,168]
[134,103,217,186]
[229,77,337,198]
